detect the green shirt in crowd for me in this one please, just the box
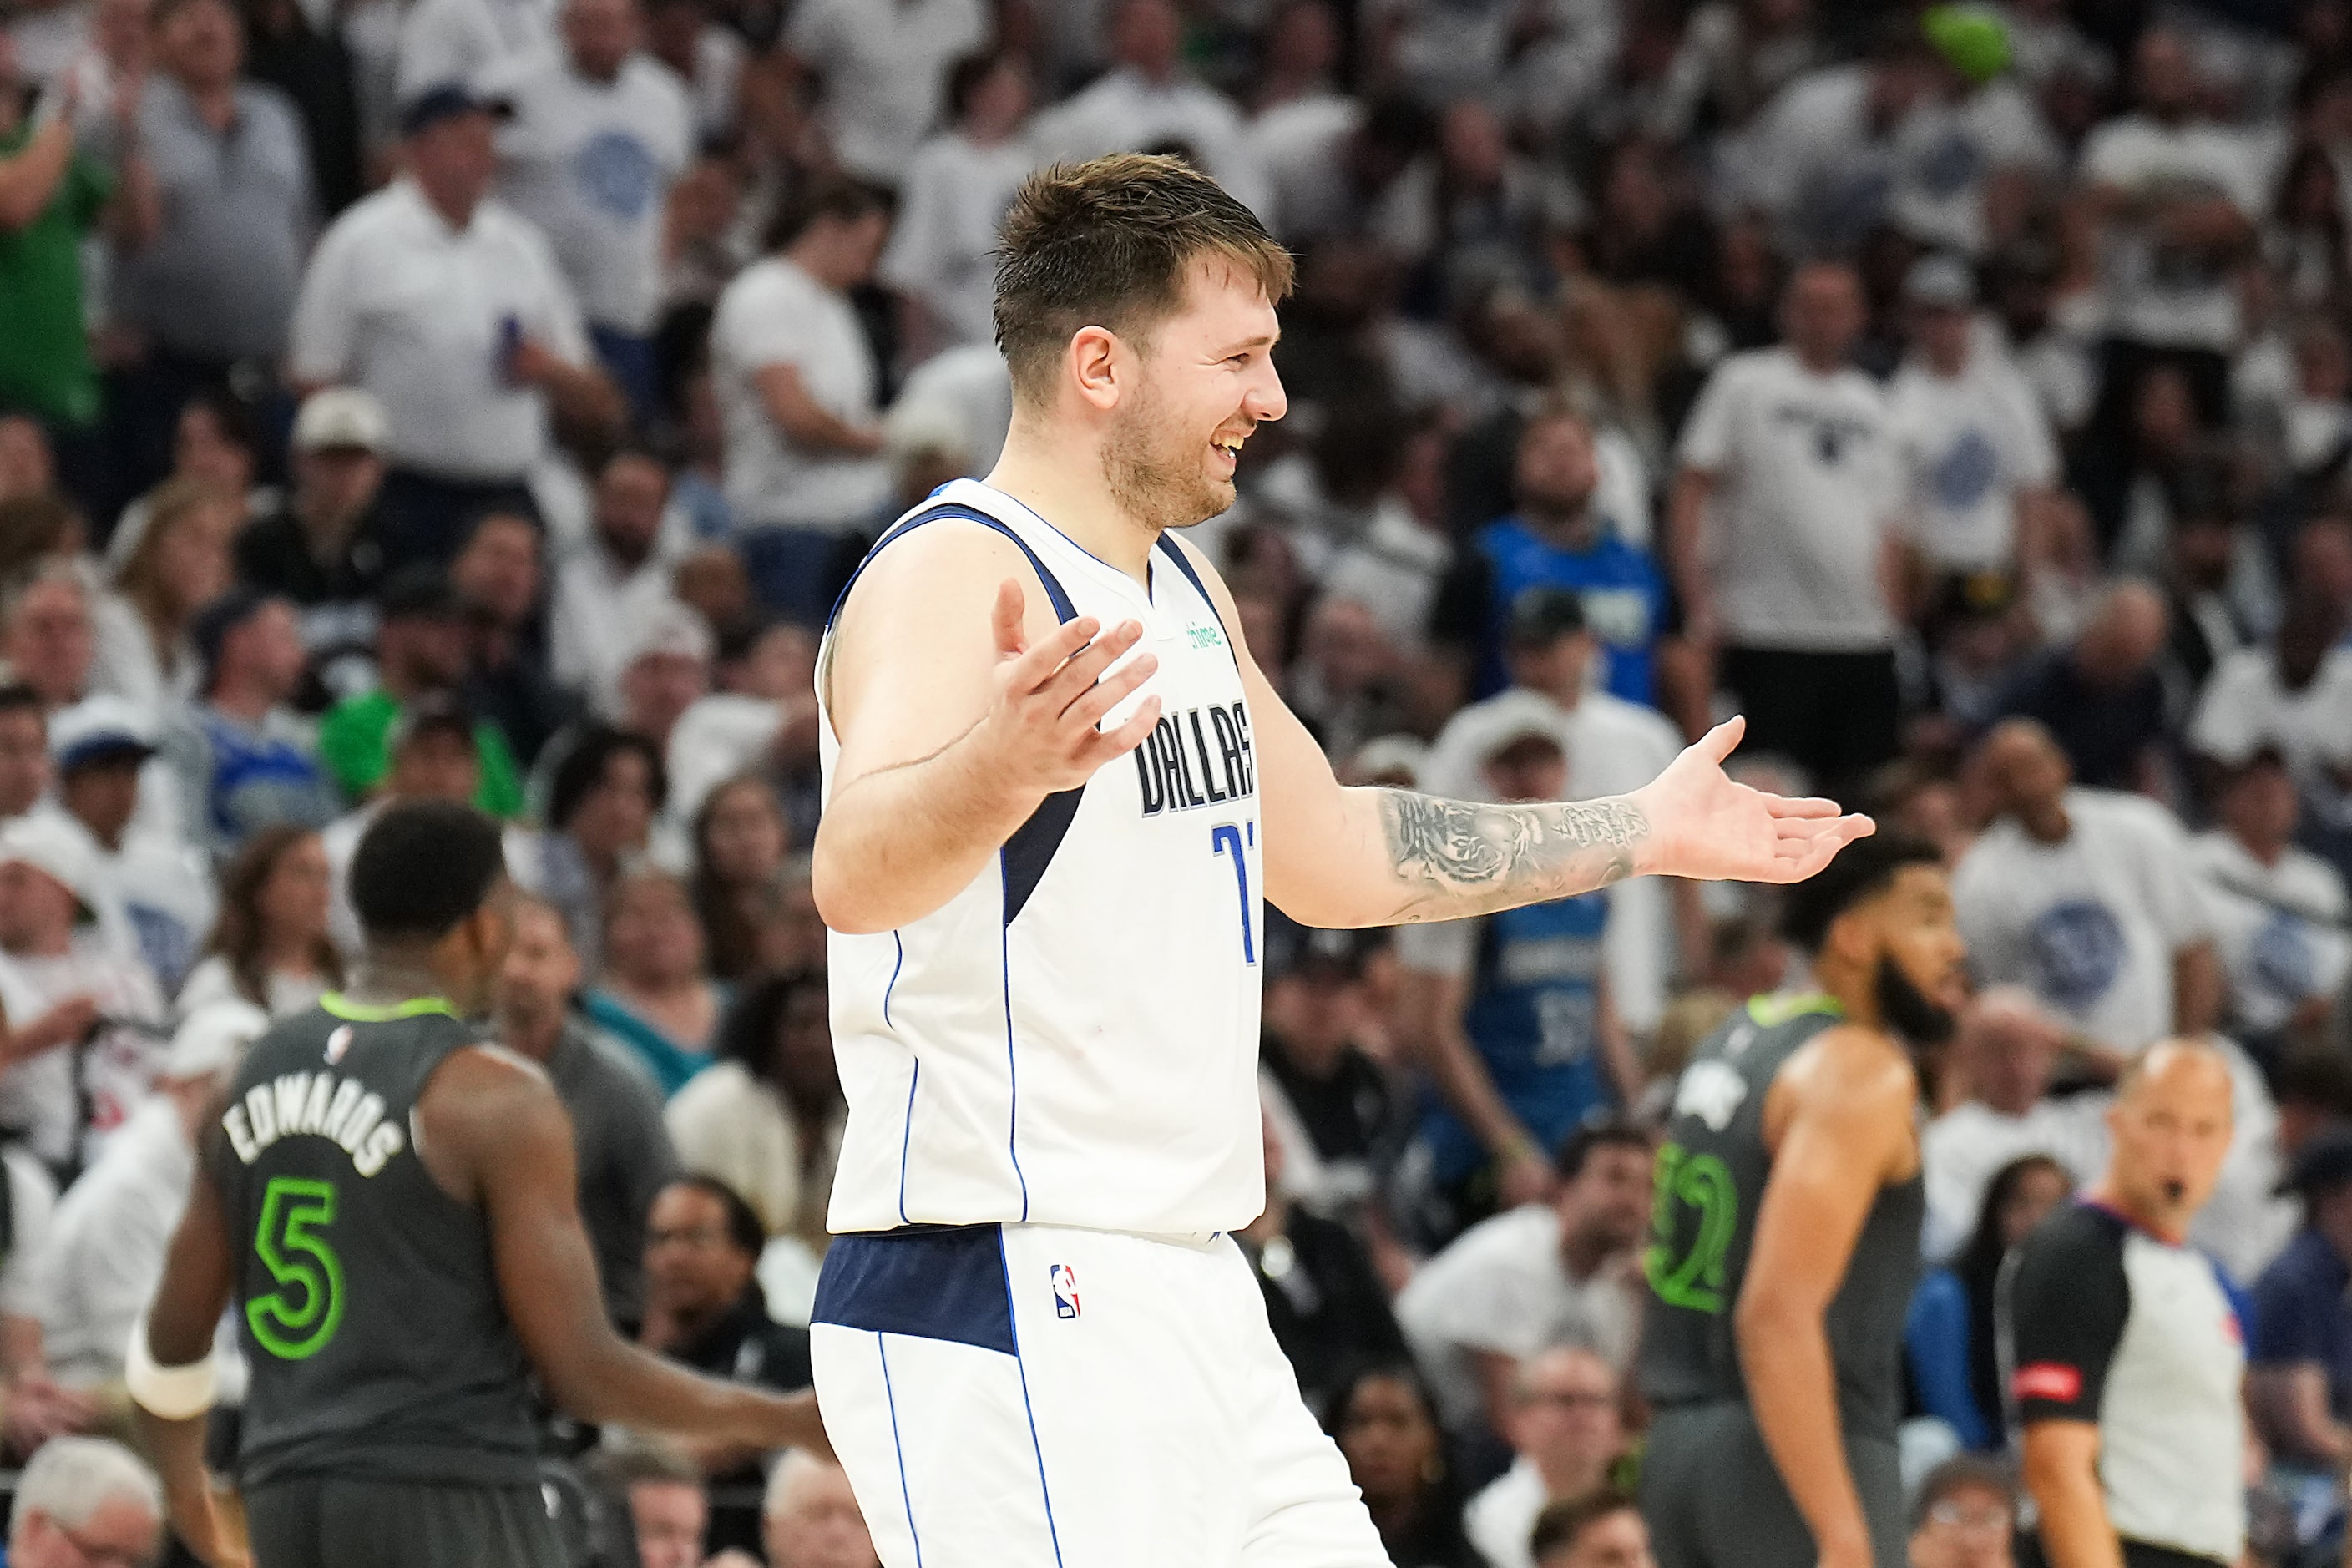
[318,690,526,819]
[0,122,109,427]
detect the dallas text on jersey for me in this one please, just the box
[1134,700,1255,817]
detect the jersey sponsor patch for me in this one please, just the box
[2014,1362,2082,1403]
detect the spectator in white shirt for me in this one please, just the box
[878,50,1035,364]
[2077,27,2267,419]
[487,0,692,427]
[708,175,892,623]
[1953,718,2223,1057]
[0,813,167,1171]
[1464,1345,1629,1568]
[32,999,266,1388]
[2188,751,2352,1059]
[43,697,215,994]
[1887,254,2061,576]
[1394,1118,1652,1443]
[289,81,624,568]
[395,0,553,101]
[2187,589,2352,818]
[1667,260,1903,800]
[1920,987,2108,1258]
[1030,0,1269,218]
[640,0,739,143]
[551,448,682,707]
[782,0,986,186]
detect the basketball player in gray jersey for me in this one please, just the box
[1639,834,1966,1568]
[130,802,826,1567]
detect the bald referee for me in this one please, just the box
[2002,1039,2245,1568]
[132,802,826,1567]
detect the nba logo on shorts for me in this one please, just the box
[1050,1263,1080,1320]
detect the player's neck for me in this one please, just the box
[346,947,456,1010]
[987,428,1160,584]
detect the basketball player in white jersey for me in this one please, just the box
[807,154,1872,1568]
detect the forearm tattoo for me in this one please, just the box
[1376,790,1650,923]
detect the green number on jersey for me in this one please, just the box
[1644,1141,1739,1313]
[248,1176,345,1359]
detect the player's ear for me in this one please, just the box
[1069,325,1121,412]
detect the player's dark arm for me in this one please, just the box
[1166,535,1872,928]
[814,525,1162,934]
[1734,1029,1916,1568]
[134,1159,244,1567]
[426,1049,827,1453]
[2022,1421,2126,1568]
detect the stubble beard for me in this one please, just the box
[1102,380,1232,534]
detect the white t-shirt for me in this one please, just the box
[665,690,782,827]
[785,0,987,184]
[1677,346,1900,650]
[2079,115,2272,352]
[1464,1459,1550,1568]
[886,342,1014,477]
[394,0,554,99]
[1252,93,1359,244]
[0,935,166,1169]
[2187,830,2352,1039]
[1920,1095,2110,1261]
[34,1096,191,1384]
[175,953,327,1021]
[1393,1202,1640,1434]
[2186,646,2352,789]
[710,255,892,529]
[876,132,1036,350]
[289,180,590,482]
[1952,788,2213,1052]
[1029,67,1270,218]
[549,545,684,707]
[488,52,693,335]
[1887,343,2059,571]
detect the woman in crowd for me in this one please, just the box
[1904,1153,2075,1450]
[584,865,725,1096]
[664,966,842,1257]
[90,478,238,709]
[1328,1363,1483,1568]
[511,726,663,973]
[177,826,341,1018]
[690,773,790,983]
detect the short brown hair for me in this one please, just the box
[992,154,1294,404]
[1530,1488,1640,1563]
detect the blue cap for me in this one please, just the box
[399,81,512,139]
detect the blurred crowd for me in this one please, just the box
[3,0,2352,1560]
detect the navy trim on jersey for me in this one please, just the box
[826,502,1080,628]
[896,1060,920,1226]
[1002,791,1085,924]
[876,1334,926,1568]
[810,1225,1019,1356]
[1000,1229,1068,1568]
[999,897,1030,1221]
[1153,535,1238,665]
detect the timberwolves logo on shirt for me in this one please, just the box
[2026,900,2127,1010]
[1930,429,2001,510]
[1914,130,1985,200]
[574,130,661,220]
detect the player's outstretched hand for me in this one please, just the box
[1631,717,1874,884]
[974,578,1162,794]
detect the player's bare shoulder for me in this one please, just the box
[824,515,1053,731]
[1764,1023,1921,1168]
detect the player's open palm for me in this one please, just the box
[1631,717,1874,883]
[974,578,1162,794]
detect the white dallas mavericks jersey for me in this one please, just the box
[818,479,1265,1237]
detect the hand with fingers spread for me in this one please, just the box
[969,578,1163,798]
[1631,717,1875,883]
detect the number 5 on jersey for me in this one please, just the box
[250,1176,346,1359]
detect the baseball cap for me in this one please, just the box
[1505,586,1589,649]
[292,387,388,454]
[399,81,513,139]
[162,999,271,1083]
[388,690,478,756]
[48,695,157,774]
[2281,1123,2352,1197]
[378,563,464,624]
[622,598,716,668]
[0,813,102,923]
[1904,253,1977,310]
[1289,925,1383,984]
[1464,689,1571,763]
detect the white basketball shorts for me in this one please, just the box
[809,1223,1389,1568]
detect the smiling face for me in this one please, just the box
[1097,256,1288,531]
